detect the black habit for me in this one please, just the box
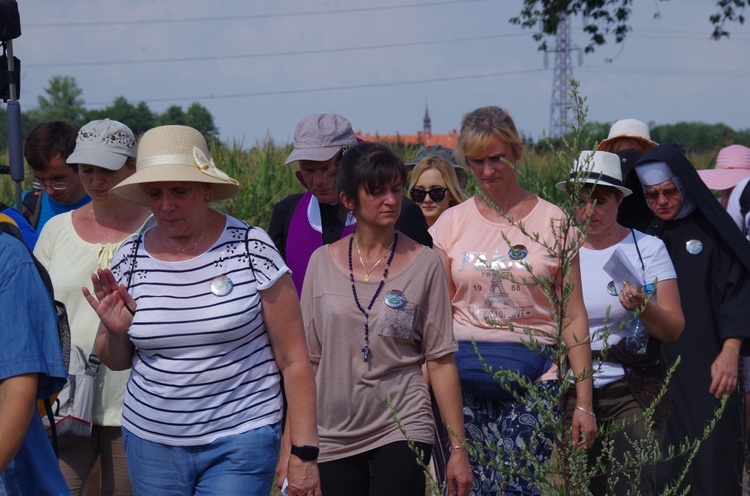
[636,144,750,496]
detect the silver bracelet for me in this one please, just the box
[450,445,465,451]
[575,405,596,417]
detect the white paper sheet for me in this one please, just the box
[602,247,641,294]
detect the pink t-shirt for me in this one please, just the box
[430,195,576,353]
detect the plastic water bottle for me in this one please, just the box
[626,317,648,355]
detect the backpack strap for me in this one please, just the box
[21,191,41,230]
[43,397,58,457]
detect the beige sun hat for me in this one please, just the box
[110,125,239,206]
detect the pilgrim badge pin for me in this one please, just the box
[607,280,617,296]
[210,275,234,296]
[508,244,528,261]
[685,239,703,255]
[384,289,407,309]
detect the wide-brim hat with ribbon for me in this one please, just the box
[110,125,239,206]
[697,144,750,191]
[555,150,633,197]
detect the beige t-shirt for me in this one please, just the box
[301,243,457,463]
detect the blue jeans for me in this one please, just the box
[122,423,281,496]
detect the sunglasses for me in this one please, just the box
[410,187,447,203]
[645,186,680,203]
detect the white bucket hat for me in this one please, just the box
[66,118,136,171]
[110,125,239,206]
[556,150,633,197]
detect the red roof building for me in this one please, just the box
[355,108,459,149]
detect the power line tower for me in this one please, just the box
[546,15,581,137]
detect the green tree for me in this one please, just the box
[184,102,218,140]
[29,75,86,126]
[154,103,217,141]
[155,105,186,127]
[511,0,746,53]
[85,97,155,136]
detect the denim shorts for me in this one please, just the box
[122,422,281,496]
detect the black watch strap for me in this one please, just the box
[291,444,320,461]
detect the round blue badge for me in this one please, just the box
[210,275,234,296]
[607,280,617,296]
[508,245,528,261]
[384,289,407,309]
[685,239,703,255]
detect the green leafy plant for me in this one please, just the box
[388,80,726,496]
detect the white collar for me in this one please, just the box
[306,195,356,233]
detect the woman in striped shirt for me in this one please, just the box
[82,125,321,496]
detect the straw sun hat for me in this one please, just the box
[110,125,239,206]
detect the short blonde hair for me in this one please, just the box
[408,156,468,206]
[455,106,523,166]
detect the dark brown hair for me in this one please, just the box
[24,121,78,171]
[336,142,406,210]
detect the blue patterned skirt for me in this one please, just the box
[442,380,559,496]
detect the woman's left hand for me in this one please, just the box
[445,448,472,496]
[571,407,597,449]
[285,457,321,496]
[82,268,136,334]
[710,343,740,398]
[618,281,647,312]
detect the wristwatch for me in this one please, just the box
[291,444,320,461]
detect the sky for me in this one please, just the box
[8,0,750,148]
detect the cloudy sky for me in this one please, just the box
[9,0,750,146]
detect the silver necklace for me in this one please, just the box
[355,235,395,282]
[90,207,114,244]
[165,224,209,253]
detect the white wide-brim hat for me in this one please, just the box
[555,150,633,197]
[597,118,657,150]
[110,125,239,206]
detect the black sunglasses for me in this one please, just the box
[410,187,447,203]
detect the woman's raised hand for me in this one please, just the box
[82,268,136,334]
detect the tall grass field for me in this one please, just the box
[0,141,718,232]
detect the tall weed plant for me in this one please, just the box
[389,81,726,496]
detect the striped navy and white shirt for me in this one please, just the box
[110,215,285,446]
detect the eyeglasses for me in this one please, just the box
[645,186,680,203]
[30,179,70,191]
[410,187,447,203]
